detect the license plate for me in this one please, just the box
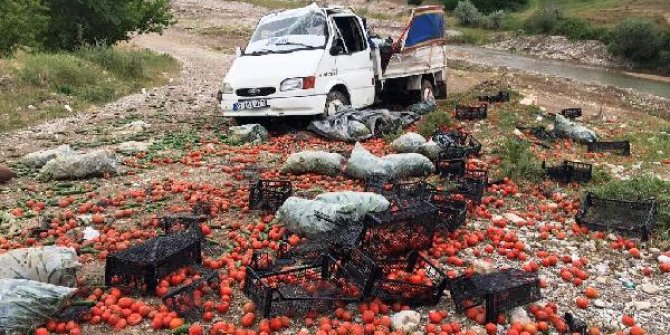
[233,99,267,111]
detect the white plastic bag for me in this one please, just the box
[345,142,395,180]
[383,153,435,179]
[0,246,80,287]
[390,132,426,153]
[0,279,76,332]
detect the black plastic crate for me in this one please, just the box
[390,181,436,209]
[449,269,542,323]
[104,230,202,295]
[560,108,582,119]
[160,214,206,234]
[576,192,656,241]
[243,255,362,318]
[364,172,396,198]
[282,213,366,261]
[586,141,631,156]
[53,305,92,322]
[341,249,449,306]
[361,202,439,257]
[456,104,488,120]
[565,313,588,335]
[249,180,293,213]
[433,130,482,157]
[162,267,220,321]
[478,91,510,103]
[249,244,297,274]
[515,125,558,142]
[543,160,592,183]
[437,155,466,178]
[439,169,487,204]
[429,190,467,232]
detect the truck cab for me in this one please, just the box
[218,4,446,118]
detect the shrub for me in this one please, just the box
[0,0,48,55]
[609,18,664,65]
[444,0,527,13]
[495,139,543,182]
[523,5,563,34]
[407,0,423,5]
[454,0,481,26]
[418,111,453,137]
[484,10,505,30]
[553,17,609,41]
[42,0,174,50]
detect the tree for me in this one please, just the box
[454,0,480,26]
[0,0,48,55]
[42,0,174,50]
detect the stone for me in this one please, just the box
[116,141,152,154]
[472,259,494,275]
[64,105,73,113]
[0,165,15,184]
[228,124,269,145]
[391,310,421,333]
[390,132,426,153]
[510,307,531,324]
[658,255,670,264]
[22,145,75,168]
[639,283,660,295]
[504,213,527,225]
[117,120,151,134]
[593,299,606,308]
[519,95,537,106]
[38,151,118,181]
[632,301,651,311]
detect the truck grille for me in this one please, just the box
[236,87,276,97]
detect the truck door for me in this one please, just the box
[331,15,375,108]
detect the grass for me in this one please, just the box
[417,110,453,138]
[494,138,544,182]
[0,46,179,132]
[354,8,395,21]
[196,25,254,39]
[237,0,309,10]
[447,26,502,45]
[591,175,670,239]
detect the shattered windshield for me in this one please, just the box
[246,4,327,55]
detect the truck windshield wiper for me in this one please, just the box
[272,41,318,49]
[248,48,275,56]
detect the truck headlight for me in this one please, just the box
[280,76,315,91]
[221,82,233,94]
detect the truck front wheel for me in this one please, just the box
[324,90,349,117]
[421,79,436,103]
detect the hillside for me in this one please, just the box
[514,0,670,26]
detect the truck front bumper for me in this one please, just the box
[219,94,327,117]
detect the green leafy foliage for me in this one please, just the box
[609,18,666,65]
[407,0,423,6]
[495,139,543,182]
[454,0,481,26]
[444,0,527,13]
[418,111,453,138]
[0,0,48,55]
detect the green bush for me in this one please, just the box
[454,0,481,26]
[553,17,609,41]
[444,0,527,13]
[0,0,48,55]
[495,139,543,182]
[44,0,174,51]
[484,10,505,30]
[418,111,453,137]
[407,0,423,5]
[609,18,665,65]
[523,5,563,34]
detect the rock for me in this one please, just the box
[640,283,660,295]
[228,124,269,145]
[64,105,73,113]
[390,132,426,153]
[504,213,527,225]
[117,120,151,134]
[418,140,441,161]
[513,128,526,139]
[38,151,118,181]
[390,310,421,333]
[470,326,486,335]
[594,263,609,276]
[632,301,651,311]
[519,95,537,106]
[472,259,494,275]
[510,307,530,324]
[280,151,345,176]
[593,299,606,308]
[22,145,75,168]
[82,227,100,241]
[116,141,152,154]
[658,255,670,264]
[0,165,15,184]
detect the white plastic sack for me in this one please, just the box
[383,153,435,179]
[419,140,441,161]
[345,142,395,180]
[280,151,344,176]
[390,132,426,153]
[554,115,597,143]
[0,246,80,287]
[277,192,390,238]
[0,279,76,332]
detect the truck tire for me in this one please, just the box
[421,79,436,103]
[324,90,349,117]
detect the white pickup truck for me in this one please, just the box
[217,4,447,118]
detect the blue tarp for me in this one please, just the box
[405,12,444,48]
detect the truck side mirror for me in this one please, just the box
[330,39,345,56]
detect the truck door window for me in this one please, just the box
[333,16,366,54]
